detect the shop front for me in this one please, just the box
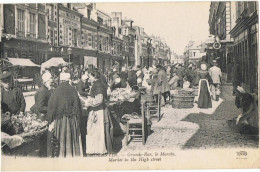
[2,38,49,78]
[230,11,258,93]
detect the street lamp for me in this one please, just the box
[67,46,72,65]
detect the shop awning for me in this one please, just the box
[41,57,69,74]
[41,57,68,69]
[8,58,40,67]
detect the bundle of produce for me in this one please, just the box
[2,112,48,136]
[11,112,48,133]
[110,88,132,102]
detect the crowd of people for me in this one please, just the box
[1,56,258,157]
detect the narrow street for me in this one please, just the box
[114,85,258,153]
[23,84,259,154]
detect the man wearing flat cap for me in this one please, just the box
[1,69,26,115]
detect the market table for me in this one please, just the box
[108,98,142,136]
[15,78,35,91]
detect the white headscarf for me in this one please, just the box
[60,73,71,81]
[42,72,52,83]
[81,74,89,81]
[201,64,207,71]
[115,78,121,84]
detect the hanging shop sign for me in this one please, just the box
[213,42,221,50]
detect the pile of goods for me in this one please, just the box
[170,88,195,96]
[110,88,139,102]
[2,112,48,136]
[170,88,195,109]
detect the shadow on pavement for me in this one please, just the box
[181,99,259,149]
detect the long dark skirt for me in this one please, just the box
[198,80,212,109]
[104,107,114,154]
[47,116,82,157]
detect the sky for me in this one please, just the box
[97,2,211,55]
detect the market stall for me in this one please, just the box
[108,88,142,136]
[1,112,48,156]
[7,58,40,90]
[40,57,68,74]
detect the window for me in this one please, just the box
[92,35,95,49]
[99,36,103,51]
[50,29,54,45]
[29,13,36,35]
[87,9,91,19]
[103,37,106,51]
[64,27,69,45]
[49,5,54,20]
[106,37,109,51]
[97,17,103,24]
[17,9,25,33]
[84,33,88,47]
[72,29,77,46]
[113,42,116,54]
[88,33,92,47]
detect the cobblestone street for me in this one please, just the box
[115,85,259,153]
[23,85,259,154]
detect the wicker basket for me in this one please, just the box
[18,126,48,139]
[171,95,195,108]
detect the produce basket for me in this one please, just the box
[171,95,195,108]
[18,126,48,138]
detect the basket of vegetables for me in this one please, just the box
[9,112,48,139]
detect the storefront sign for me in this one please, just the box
[213,42,221,49]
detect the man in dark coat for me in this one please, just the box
[76,73,89,156]
[1,70,26,115]
[128,68,137,88]
[30,72,52,157]
[120,67,128,88]
[176,64,185,88]
[76,74,89,97]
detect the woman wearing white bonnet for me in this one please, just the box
[46,71,82,157]
[60,72,71,82]
[195,63,213,108]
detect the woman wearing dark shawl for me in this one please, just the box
[46,73,82,157]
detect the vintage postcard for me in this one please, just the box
[0,1,259,171]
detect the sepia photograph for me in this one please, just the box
[0,1,259,171]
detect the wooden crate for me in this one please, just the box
[171,95,195,108]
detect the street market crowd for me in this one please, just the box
[1,56,258,157]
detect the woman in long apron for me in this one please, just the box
[85,70,113,155]
[196,64,213,109]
